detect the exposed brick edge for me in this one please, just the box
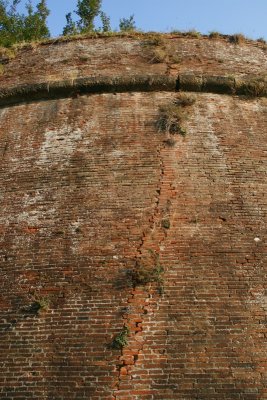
[0,75,177,107]
[112,101,195,398]
[179,74,267,97]
[112,134,174,399]
[0,73,266,107]
[111,139,167,397]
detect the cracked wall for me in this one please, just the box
[0,36,267,400]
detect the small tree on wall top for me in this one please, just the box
[63,0,103,35]
[62,0,136,35]
[76,0,101,32]
[23,0,50,41]
[119,15,136,32]
[0,0,50,47]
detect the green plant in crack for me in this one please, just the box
[22,296,51,315]
[32,297,50,314]
[157,94,196,136]
[111,326,129,349]
[163,137,176,147]
[161,218,170,229]
[131,250,164,294]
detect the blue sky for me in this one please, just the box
[18,0,267,40]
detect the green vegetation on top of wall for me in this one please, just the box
[0,1,266,49]
[62,0,136,36]
[0,0,137,48]
[0,0,50,47]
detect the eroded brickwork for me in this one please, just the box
[0,36,266,399]
[1,35,266,90]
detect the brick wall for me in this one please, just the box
[1,35,266,90]
[0,36,266,399]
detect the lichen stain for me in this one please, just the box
[38,126,82,166]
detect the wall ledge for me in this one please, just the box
[0,73,266,107]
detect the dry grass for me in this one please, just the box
[257,37,266,44]
[170,53,182,64]
[173,94,196,107]
[0,46,16,61]
[141,35,167,64]
[141,34,165,47]
[237,77,267,97]
[123,250,165,295]
[132,258,164,289]
[157,103,186,135]
[209,31,222,40]
[157,94,196,136]
[186,30,202,38]
[163,137,177,147]
[150,47,167,63]
[0,30,264,56]
[229,33,246,44]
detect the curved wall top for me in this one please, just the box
[0,34,266,105]
[0,35,267,400]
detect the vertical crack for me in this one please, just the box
[2,141,8,158]
[112,94,195,399]
[112,137,174,399]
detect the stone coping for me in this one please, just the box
[0,73,266,107]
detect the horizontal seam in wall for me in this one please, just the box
[0,73,266,107]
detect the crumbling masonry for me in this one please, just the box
[0,33,267,399]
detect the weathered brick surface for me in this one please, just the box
[0,35,266,90]
[123,94,267,399]
[0,37,266,399]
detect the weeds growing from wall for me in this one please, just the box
[161,218,170,229]
[257,37,266,46]
[0,46,16,62]
[237,77,267,97]
[141,35,168,64]
[129,250,164,294]
[229,33,246,45]
[111,326,129,349]
[163,137,177,147]
[169,53,182,64]
[22,296,50,315]
[209,31,222,39]
[157,94,196,136]
[186,30,202,38]
[151,47,167,63]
